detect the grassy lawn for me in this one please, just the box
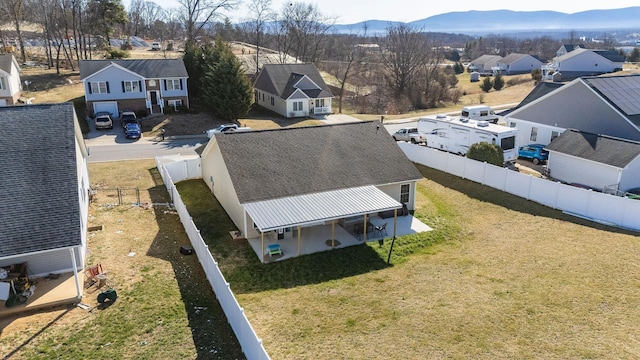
[177,164,640,359]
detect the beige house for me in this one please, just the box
[199,122,424,262]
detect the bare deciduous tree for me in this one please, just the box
[245,0,274,74]
[178,0,239,44]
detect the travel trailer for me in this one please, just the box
[417,114,519,162]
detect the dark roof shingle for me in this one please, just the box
[0,103,84,258]
[214,121,422,203]
[79,59,188,79]
[253,63,333,99]
[546,129,640,168]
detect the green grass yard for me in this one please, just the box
[179,164,640,359]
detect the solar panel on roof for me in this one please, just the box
[589,77,640,116]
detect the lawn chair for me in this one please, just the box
[85,264,108,289]
[374,223,388,237]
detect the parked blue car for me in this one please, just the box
[125,123,141,139]
[518,144,548,165]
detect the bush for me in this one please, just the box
[135,109,148,118]
[106,48,130,59]
[467,142,504,166]
[493,73,505,91]
[480,76,493,92]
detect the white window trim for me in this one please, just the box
[90,81,108,94]
[166,79,181,91]
[168,99,182,107]
[124,80,140,93]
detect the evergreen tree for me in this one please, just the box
[492,73,505,91]
[480,76,493,92]
[202,38,253,122]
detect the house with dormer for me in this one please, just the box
[79,59,189,117]
[0,54,22,106]
[253,63,333,118]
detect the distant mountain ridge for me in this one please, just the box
[331,7,640,36]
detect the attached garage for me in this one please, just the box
[93,101,118,118]
[0,99,7,107]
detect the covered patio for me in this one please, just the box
[243,186,432,263]
[0,271,83,318]
[247,213,432,262]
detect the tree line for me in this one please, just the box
[1,0,636,115]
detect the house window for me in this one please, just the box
[123,80,141,93]
[90,81,108,94]
[168,99,182,108]
[293,101,303,111]
[400,184,410,203]
[271,96,274,106]
[551,131,560,141]
[530,127,538,141]
[315,98,325,107]
[165,79,181,91]
[509,121,516,128]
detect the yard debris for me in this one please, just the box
[77,303,91,310]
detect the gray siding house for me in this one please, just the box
[253,63,333,118]
[0,54,22,106]
[546,129,640,192]
[541,48,624,81]
[0,103,90,300]
[496,53,543,75]
[505,75,640,147]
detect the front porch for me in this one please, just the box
[0,272,83,318]
[247,214,432,263]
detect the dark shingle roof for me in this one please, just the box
[253,63,333,99]
[0,54,17,73]
[79,59,188,79]
[593,50,626,63]
[546,129,640,168]
[0,103,83,258]
[214,121,423,203]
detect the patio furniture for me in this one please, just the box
[267,244,282,257]
[374,223,388,237]
[85,264,108,289]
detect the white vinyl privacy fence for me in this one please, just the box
[399,142,640,232]
[156,156,270,360]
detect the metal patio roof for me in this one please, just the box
[244,185,402,232]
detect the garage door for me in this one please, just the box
[93,102,118,117]
[0,99,7,107]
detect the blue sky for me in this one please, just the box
[124,1,640,25]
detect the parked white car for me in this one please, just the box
[206,124,252,138]
[151,42,161,51]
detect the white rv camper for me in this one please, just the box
[417,114,519,162]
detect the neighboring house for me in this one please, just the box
[555,44,584,57]
[498,81,564,116]
[253,63,333,118]
[200,121,423,254]
[468,55,502,74]
[495,53,543,75]
[0,103,90,297]
[0,53,22,106]
[545,129,640,192]
[505,74,640,146]
[79,59,189,117]
[541,48,624,81]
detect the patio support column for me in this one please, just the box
[69,247,81,299]
[363,214,368,241]
[297,225,301,256]
[331,220,335,249]
[393,209,398,239]
[261,232,264,263]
